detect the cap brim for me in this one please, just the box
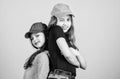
[55,12,75,18]
[25,32,31,38]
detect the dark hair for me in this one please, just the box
[48,15,78,50]
[24,28,48,70]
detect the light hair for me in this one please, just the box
[48,15,78,50]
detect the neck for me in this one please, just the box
[37,48,41,51]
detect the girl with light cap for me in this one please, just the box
[47,3,87,79]
[23,22,49,79]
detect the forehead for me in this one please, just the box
[58,15,71,19]
[31,32,44,36]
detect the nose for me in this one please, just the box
[63,22,67,26]
[63,20,68,26]
[63,23,65,26]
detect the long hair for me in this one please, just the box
[24,30,48,70]
[48,15,78,50]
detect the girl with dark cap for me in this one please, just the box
[23,22,49,79]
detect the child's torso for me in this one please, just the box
[23,51,49,79]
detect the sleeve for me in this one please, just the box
[52,26,65,40]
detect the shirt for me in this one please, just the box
[23,51,49,79]
[48,25,76,76]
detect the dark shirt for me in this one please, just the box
[48,25,76,76]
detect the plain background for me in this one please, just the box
[0,0,120,79]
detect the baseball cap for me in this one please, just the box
[51,3,74,18]
[25,22,47,38]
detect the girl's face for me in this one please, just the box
[56,15,71,32]
[31,32,45,49]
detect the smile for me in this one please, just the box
[34,41,40,45]
[62,26,68,30]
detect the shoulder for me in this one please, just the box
[37,50,49,58]
[50,25,63,33]
[49,25,65,39]
[35,51,49,63]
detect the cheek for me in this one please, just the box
[31,41,36,47]
[42,38,45,44]
[68,22,71,26]
[31,40,34,44]
[41,36,45,43]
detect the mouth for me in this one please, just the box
[34,41,40,45]
[62,25,68,30]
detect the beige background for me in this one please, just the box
[0,0,120,79]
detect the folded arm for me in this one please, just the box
[56,37,80,67]
[69,47,87,70]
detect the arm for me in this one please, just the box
[70,47,87,70]
[37,52,49,79]
[56,37,80,67]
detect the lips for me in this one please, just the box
[34,41,40,45]
[62,25,68,30]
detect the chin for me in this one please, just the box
[64,30,67,33]
[37,46,41,48]
[34,45,40,48]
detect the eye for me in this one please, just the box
[58,18,64,22]
[36,35,39,37]
[59,19,64,22]
[67,18,71,21]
